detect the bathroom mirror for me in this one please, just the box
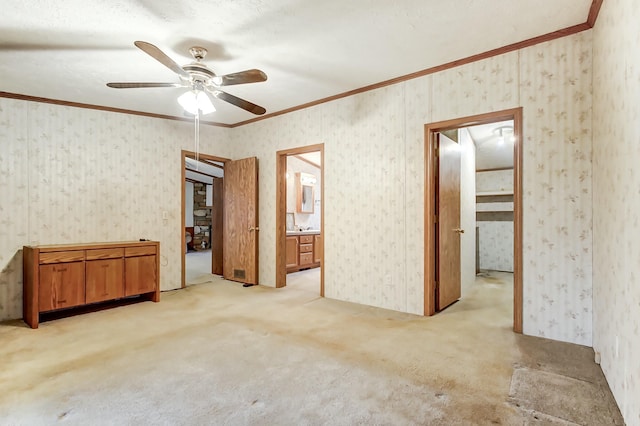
[296,172,316,214]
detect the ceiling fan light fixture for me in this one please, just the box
[178,90,216,115]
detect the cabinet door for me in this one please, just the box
[39,262,85,312]
[86,258,124,303]
[314,234,322,264]
[125,255,157,296]
[285,237,298,269]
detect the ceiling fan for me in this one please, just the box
[107,41,267,115]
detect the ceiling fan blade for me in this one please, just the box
[210,89,266,115]
[134,41,191,80]
[107,82,183,88]
[216,69,267,86]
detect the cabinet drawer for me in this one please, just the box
[299,243,313,253]
[299,252,313,265]
[86,248,124,260]
[299,235,314,244]
[125,245,156,257]
[39,251,84,264]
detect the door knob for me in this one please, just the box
[248,226,260,232]
[453,228,465,234]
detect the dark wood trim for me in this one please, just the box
[2,1,600,131]
[232,23,590,128]
[476,166,514,173]
[476,212,514,222]
[181,150,231,289]
[276,144,325,296]
[513,108,524,334]
[0,91,232,128]
[587,0,604,27]
[424,107,523,334]
[424,128,436,316]
[276,154,288,289]
[183,151,231,163]
[293,154,321,169]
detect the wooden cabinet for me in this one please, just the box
[285,237,299,269]
[314,235,322,264]
[285,232,321,273]
[23,241,160,329]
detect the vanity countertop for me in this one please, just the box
[286,230,321,236]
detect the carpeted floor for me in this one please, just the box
[0,271,623,425]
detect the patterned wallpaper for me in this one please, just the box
[1,32,595,349]
[0,100,231,321]
[477,170,514,272]
[476,169,513,193]
[230,32,594,346]
[478,222,514,272]
[592,0,640,422]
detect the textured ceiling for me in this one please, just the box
[0,0,593,125]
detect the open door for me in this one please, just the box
[437,133,462,310]
[223,157,259,285]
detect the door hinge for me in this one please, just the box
[433,214,438,224]
[434,146,438,157]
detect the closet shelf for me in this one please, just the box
[476,190,513,196]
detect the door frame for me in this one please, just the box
[275,144,325,295]
[181,150,231,289]
[424,107,523,333]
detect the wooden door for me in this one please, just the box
[211,177,224,275]
[86,259,124,303]
[437,133,462,310]
[125,255,157,296]
[223,157,259,284]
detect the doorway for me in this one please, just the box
[181,151,260,288]
[424,108,523,333]
[275,144,324,295]
[181,151,228,288]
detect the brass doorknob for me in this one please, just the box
[453,228,465,234]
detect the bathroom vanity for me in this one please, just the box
[285,231,322,273]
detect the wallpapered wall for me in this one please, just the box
[476,169,513,192]
[286,156,321,230]
[0,99,231,321]
[230,32,594,346]
[477,170,514,272]
[1,32,593,347]
[592,0,640,422]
